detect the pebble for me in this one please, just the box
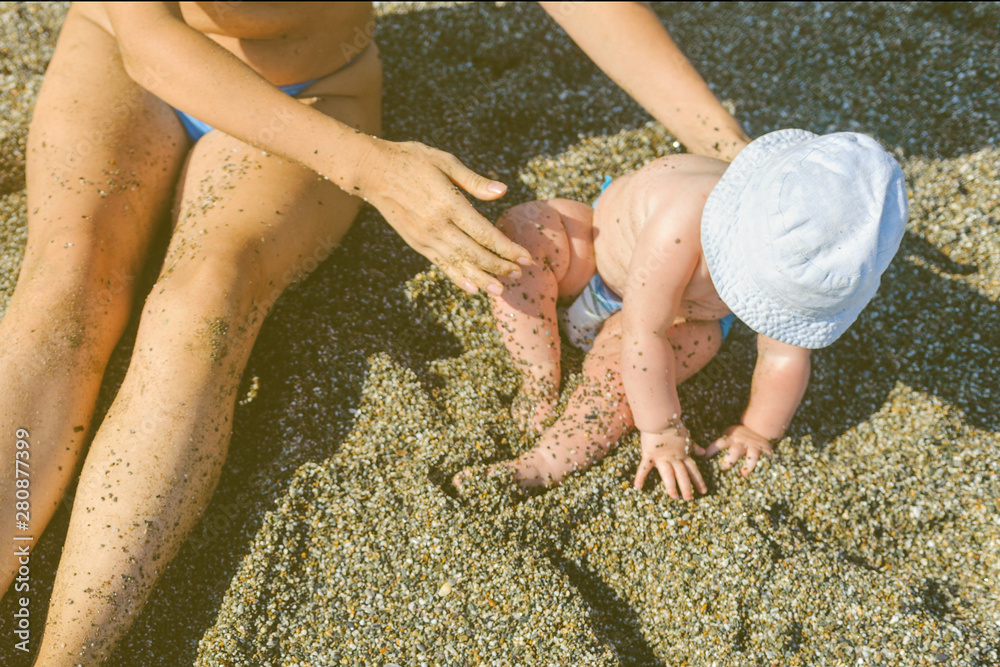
[0,2,997,666]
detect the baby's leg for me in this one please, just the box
[505,312,631,487]
[670,317,725,380]
[490,315,724,489]
[492,199,595,433]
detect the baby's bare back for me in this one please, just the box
[592,154,732,323]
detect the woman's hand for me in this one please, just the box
[703,424,775,477]
[354,139,532,295]
[634,428,707,500]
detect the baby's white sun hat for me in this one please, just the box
[701,129,908,349]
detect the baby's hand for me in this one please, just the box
[634,429,707,500]
[703,425,774,477]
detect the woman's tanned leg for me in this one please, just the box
[0,8,188,595]
[35,74,381,663]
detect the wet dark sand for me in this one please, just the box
[0,2,998,665]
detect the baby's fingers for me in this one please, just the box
[703,436,729,459]
[741,442,774,477]
[683,458,708,496]
[655,460,681,500]
[665,459,706,501]
[633,457,655,490]
[720,444,745,471]
[740,448,761,476]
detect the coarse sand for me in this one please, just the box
[0,2,998,666]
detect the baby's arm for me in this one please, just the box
[621,219,708,500]
[705,334,811,476]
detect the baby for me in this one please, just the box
[454,129,908,500]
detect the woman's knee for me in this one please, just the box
[146,248,268,325]
[134,256,268,371]
[4,258,136,358]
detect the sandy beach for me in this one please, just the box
[0,2,998,665]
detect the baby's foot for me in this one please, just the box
[511,379,559,434]
[506,440,610,489]
[454,437,612,496]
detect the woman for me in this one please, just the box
[0,2,748,663]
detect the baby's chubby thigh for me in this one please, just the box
[670,317,725,383]
[495,199,597,296]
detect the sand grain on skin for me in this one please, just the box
[0,2,998,666]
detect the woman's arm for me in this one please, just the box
[540,1,750,162]
[105,2,531,294]
[107,4,364,180]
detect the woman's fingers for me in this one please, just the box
[459,261,505,295]
[423,187,528,291]
[437,154,533,267]
[439,222,523,283]
[452,208,532,270]
[427,249,479,294]
[448,205,532,272]
[438,150,508,201]
[438,239,511,295]
[421,220,512,294]
[359,140,534,291]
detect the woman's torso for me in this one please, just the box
[76,2,375,85]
